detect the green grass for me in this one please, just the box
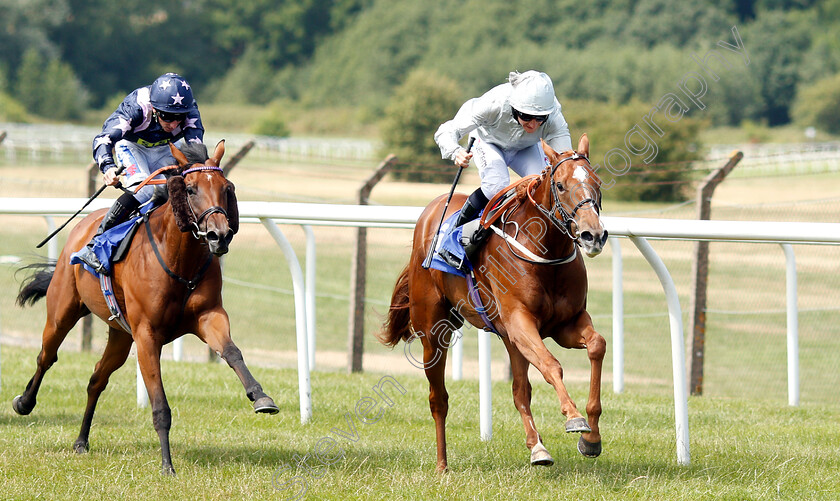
[1,345,838,500]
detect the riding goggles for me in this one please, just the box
[512,108,549,124]
[155,109,187,123]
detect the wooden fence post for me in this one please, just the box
[222,140,254,176]
[348,155,398,373]
[688,150,743,395]
[0,131,7,146]
[80,163,100,352]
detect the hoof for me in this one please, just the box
[530,442,554,466]
[564,417,591,433]
[254,396,280,414]
[162,464,176,476]
[12,395,32,416]
[578,436,602,458]
[73,440,89,454]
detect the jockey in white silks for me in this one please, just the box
[433,70,573,264]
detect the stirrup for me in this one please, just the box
[439,248,468,272]
[76,245,107,275]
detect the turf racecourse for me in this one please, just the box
[0,345,838,500]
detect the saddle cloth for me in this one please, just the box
[429,210,470,277]
[69,203,154,276]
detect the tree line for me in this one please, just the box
[2,0,840,201]
[0,0,838,128]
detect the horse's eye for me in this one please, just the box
[186,185,196,196]
[555,182,566,193]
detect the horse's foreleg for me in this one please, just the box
[135,335,175,475]
[195,309,278,414]
[74,328,133,454]
[506,311,588,432]
[502,338,553,466]
[577,317,605,458]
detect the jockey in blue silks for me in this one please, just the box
[76,73,205,274]
[433,70,573,266]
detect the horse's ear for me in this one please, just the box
[577,133,589,157]
[166,175,193,232]
[541,138,558,161]
[169,143,189,168]
[207,140,225,168]
[226,182,239,234]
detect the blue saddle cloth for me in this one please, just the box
[69,203,155,276]
[428,210,471,277]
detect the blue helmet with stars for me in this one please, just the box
[149,73,195,113]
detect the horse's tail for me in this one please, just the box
[16,261,56,307]
[377,265,412,347]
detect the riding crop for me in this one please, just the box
[421,136,476,269]
[36,164,126,248]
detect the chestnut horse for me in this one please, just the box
[14,141,278,475]
[379,135,607,471]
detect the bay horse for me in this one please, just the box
[14,141,279,475]
[379,134,608,471]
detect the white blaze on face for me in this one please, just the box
[573,165,588,183]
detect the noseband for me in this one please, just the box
[181,165,230,239]
[530,153,600,243]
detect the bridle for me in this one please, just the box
[527,152,601,244]
[181,165,230,240]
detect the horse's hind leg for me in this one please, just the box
[74,327,133,453]
[13,290,86,415]
[409,301,452,472]
[502,337,553,466]
[195,308,279,414]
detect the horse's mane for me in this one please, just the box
[179,142,210,165]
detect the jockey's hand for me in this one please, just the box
[454,147,473,169]
[103,166,121,186]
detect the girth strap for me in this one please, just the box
[99,273,132,334]
[466,270,499,335]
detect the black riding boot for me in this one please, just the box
[459,189,491,261]
[441,189,491,271]
[76,192,141,274]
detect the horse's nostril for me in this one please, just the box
[206,231,219,242]
[580,231,594,242]
[601,230,609,244]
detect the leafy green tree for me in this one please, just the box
[742,11,811,125]
[564,99,703,202]
[14,49,45,114]
[380,69,462,183]
[0,92,28,122]
[791,73,840,135]
[251,101,291,137]
[14,49,87,120]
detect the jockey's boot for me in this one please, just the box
[459,189,491,262]
[76,192,140,274]
[440,188,490,271]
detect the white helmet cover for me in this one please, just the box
[508,70,556,115]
